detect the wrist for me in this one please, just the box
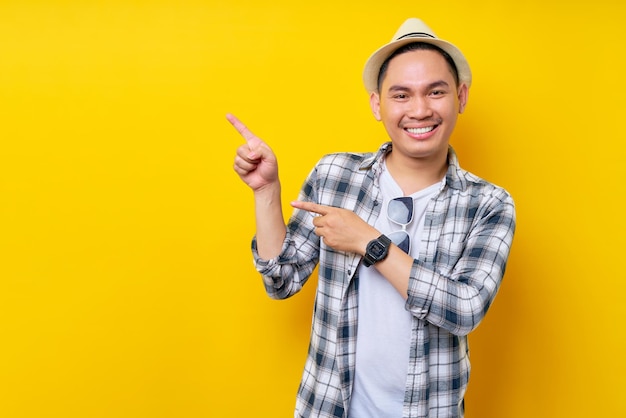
[253,181,281,201]
[357,228,383,256]
[362,234,391,267]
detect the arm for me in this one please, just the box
[228,114,320,300]
[292,191,516,336]
[290,200,415,297]
[405,194,516,336]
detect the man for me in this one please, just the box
[229,18,515,418]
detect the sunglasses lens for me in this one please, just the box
[388,231,410,254]
[388,197,413,225]
[387,197,414,254]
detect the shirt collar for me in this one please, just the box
[358,143,467,191]
[444,147,466,191]
[358,142,392,171]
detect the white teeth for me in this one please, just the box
[406,126,435,135]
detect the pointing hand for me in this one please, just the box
[291,200,379,255]
[227,113,279,192]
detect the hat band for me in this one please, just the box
[396,32,436,40]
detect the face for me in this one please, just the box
[370,49,468,166]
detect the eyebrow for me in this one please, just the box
[387,80,451,92]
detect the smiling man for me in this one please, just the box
[229,18,516,418]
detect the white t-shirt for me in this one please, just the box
[349,165,441,418]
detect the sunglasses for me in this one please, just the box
[387,196,414,254]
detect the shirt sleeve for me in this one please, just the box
[405,189,516,336]
[251,165,321,300]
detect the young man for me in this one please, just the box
[229,18,515,418]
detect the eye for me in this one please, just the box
[392,93,408,100]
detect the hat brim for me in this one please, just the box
[362,37,472,93]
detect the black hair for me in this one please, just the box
[376,42,459,92]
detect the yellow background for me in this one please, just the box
[1,1,624,417]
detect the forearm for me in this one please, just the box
[373,248,494,335]
[254,181,287,259]
[373,246,413,299]
[405,261,499,336]
[378,200,515,335]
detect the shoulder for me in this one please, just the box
[316,151,376,168]
[452,170,517,233]
[461,169,514,207]
[447,149,514,208]
[310,151,378,179]
[313,143,390,173]
[444,165,516,229]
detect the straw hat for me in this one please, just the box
[362,18,472,93]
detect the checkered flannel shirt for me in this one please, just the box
[252,143,516,418]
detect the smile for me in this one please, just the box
[405,126,435,135]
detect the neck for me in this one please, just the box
[384,149,448,196]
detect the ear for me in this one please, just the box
[457,83,469,114]
[369,92,381,121]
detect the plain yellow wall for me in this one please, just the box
[1,1,624,417]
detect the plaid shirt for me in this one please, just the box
[252,143,516,418]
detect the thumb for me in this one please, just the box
[248,141,276,163]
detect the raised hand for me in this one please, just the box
[227,113,279,192]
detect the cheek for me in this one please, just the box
[380,105,403,123]
[435,102,459,120]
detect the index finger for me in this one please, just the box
[226,113,257,143]
[291,200,330,216]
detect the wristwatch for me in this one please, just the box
[362,234,392,267]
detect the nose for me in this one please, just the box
[406,96,433,120]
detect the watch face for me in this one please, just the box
[370,242,386,258]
